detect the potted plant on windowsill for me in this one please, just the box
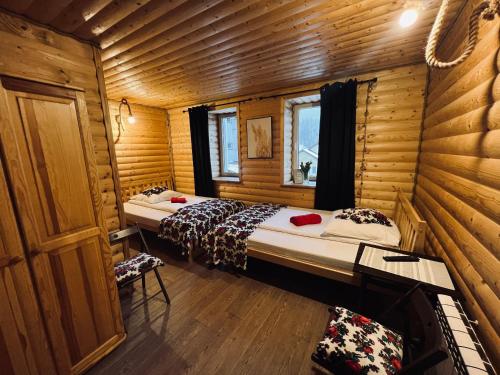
[300,161,312,181]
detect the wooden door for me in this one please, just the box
[0,160,57,375]
[0,77,125,374]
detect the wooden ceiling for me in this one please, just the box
[0,0,464,108]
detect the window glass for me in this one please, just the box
[220,114,239,175]
[296,105,320,179]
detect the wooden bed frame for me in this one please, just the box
[120,176,175,202]
[247,191,427,284]
[122,180,427,283]
[121,176,200,261]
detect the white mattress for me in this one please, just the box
[259,207,333,239]
[124,201,361,271]
[124,201,170,229]
[248,228,360,271]
[127,194,209,214]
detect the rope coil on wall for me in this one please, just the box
[425,0,499,69]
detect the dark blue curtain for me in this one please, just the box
[314,80,357,210]
[189,105,215,197]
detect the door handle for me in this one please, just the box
[0,255,24,269]
[8,255,23,265]
[30,248,43,257]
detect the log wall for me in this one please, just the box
[0,12,124,261]
[108,100,172,192]
[414,1,500,365]
[168,64,426,216]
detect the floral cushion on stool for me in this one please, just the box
[313,306,403,375]
[114,253,164,286]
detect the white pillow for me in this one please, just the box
[158,190,183,200]
[321,208,401,247]
[130,193,164,204]
[130,189,183,204]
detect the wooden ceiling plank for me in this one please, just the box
[73,0,154,40]
[102,0,441,83]
[159,63,427,108]
[0,12,93,59]
[158,48,422,97]
[109,52,423,103]
[103,0,377,86]
[105,17,435,93]
[50,0,113,33]
[101,0,230,61]
[120,56,417,108]
[106,36,325,90]
[22,0,74,24]
[102,0,309,80]
[114,46,423,105]
[104,7,438,91]
[108,49,425,102]
[0,0,34,14]
[97,0,190,49]
[106,31,429,95]
[106,8,460,106]
[102,0,337,69]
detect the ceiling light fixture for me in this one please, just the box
[399,8,419,27]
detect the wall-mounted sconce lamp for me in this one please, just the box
[114,98,135,144]
[115,98,136,131]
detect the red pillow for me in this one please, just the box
[171,197,186,203]
[290,213,322,226]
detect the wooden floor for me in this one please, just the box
[89,233,394,375]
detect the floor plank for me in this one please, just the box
[89,232,393,375]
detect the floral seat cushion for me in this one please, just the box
[313,306,403,375]
[114,253,164,286]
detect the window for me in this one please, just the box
[218,113,239,176]
[293,103,320,181]
[283,95,321,186]
[208,107,240,181]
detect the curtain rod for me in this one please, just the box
[182,77,377,112]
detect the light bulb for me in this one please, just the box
[399,8,418,27]
[127,115,136,124]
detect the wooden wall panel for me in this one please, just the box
[414,0,500,365]
[0,12,124,260]
[168,63,426,215]
[109,100,172,191]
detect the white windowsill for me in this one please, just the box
[213,176,241,183]
[282,180,316,189]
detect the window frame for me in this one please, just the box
[217,112,240,177]
[291,101,320,180]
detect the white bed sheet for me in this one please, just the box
[124,202,361,271]
[248,228,360,271]
[258,207,384,246]
[124,202,170,229]
[127,194,209,214]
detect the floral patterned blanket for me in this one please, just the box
[158,199,246,254]
[335,208,392,227]
[202,203,282,270]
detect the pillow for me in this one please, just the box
[142,186,168,196]
[130,193,165,204]
[158,190,183,200]
[313,306,403,375]
[130,188,183,204]
[321,208,400,247]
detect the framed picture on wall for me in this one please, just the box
[247,116,272,159]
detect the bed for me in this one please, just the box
[121,178,427,284]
